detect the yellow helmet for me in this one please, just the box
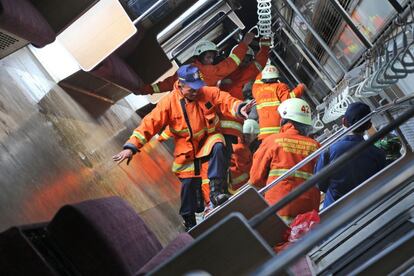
[262,64,280,79]
[278,98,312,126]
[243,119,260,134]
[193,41,218,56]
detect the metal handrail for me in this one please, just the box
[203,95,414,219]
[251,105,414,275]
[257,93,414,195]
[132,0,169,25]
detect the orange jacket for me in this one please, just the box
[253,81,304,140]
[200,138,252,205]
[249,123,320,217]
[125,82,243,178]
[221,41,270,100]
[218,41,269,137]
[229,138,252,193]
[157,128,173,142]
[140,42,249,94]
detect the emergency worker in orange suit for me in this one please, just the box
[248,98,320,224]
[253,64,306,141]
[228,119,260,193]
[138,32,256,95]
[200,119,259,210]
[220,38,271,100]
[216,39,270,170]
[113,65,254,230]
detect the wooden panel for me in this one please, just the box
[57,0,137,71]
[149,214,276,276]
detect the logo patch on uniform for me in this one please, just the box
[205,101,213,109]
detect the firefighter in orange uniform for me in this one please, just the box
[138,32,255,95]
[253,64,306,141]
[113,65,253,230]
[248,98,320,224]
[200,119,259,209]
[228,119,260,193]
[220,38,271,100]
[216,38,270,167]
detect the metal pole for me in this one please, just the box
[254,151,414,275]
[249,107,414,276]
[327,0,373,49]
[217,28,241,48]
[257,93,414,195]
[250,104,414,230]
[388,0,405,13]
[271,49,301,84]
[273,8,336,86]
[132,0,168,25]
[283,0,348,74]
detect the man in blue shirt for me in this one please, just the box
[315,102,386,209]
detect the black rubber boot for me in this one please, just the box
[182,214,196,231]
[209,179,230,207]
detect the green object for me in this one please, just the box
[375,135,402,161]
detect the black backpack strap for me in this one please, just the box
[179,98,200,175]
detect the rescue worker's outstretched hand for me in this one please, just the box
[297,83,306,91]
[112,149,133,165]
[239,99,256,119]
[242,32,255,45]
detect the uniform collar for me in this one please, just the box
[280,122,300,135]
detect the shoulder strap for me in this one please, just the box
[179,98,200,175]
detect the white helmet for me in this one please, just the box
[230,45,254,56]
[243,119,260,134]
[262,64,280,80]
[193,41,218,56]
[278,98,312,126]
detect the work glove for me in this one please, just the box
[238,99,256,119]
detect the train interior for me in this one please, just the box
[0,0,414,275]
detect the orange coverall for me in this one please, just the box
[253,81,305,140]
[249,123,320,218]
[201,138,252,204]
[125,82,243,179]
[140,42,249,94]
[218,40,270,138]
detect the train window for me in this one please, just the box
[332,26,365,68]
[351,0,408,42]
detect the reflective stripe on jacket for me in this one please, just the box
[125,82,242,178]
[249,123,320,217]
[221,43,269,100]
[218,43,269,137]
[252,82,304,140]
[140,43,249,94]
[229,139,252,193]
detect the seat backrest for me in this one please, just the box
[47,196,163,276]
[189,187,288,246]
[0,0,55,58]
[149,213,275,276]
[0,224,57,276]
